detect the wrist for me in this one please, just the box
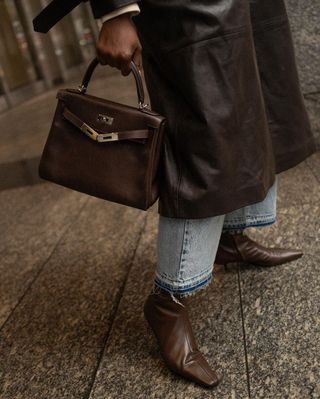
[102,13,133,29]
[104,13,133,25]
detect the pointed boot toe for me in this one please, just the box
[183,352,222,387]
[215,232,304,267]
[267,248,303,265]
[290,249,303,260]
[144,287,221,388]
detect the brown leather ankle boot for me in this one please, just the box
[144,287,221,388]
[215,232,303,266]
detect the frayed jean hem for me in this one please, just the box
[222,217,276,231]
[154,274,213,298]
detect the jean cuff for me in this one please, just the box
[154,273,213,298]
[223,215,276,231]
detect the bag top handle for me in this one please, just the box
[78,57,146,108]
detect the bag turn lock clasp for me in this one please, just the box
[80,123,119,142]
[97,132,119,142]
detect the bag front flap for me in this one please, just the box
[57,89,165,135]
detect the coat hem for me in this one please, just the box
[157,177,275,219]
[157,138,316,219]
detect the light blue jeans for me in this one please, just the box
[154,178,277,298]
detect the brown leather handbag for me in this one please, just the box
[39,58,166,210]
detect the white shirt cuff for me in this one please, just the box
[101,4,140,23]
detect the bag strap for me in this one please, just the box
[63,108,149,143]
[78,58,146,108]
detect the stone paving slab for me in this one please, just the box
[286,0,320,93]
[88,212,249,399]
[306,152,320,182]
[0,183,87,327]
[293,37,320,95]
[247,202,319,258]
[0,197,147,399]
[240,256,320,398]
[276,160,319,208]
[240,200,320,398]
[305,95,320,149]
[0,157,42,191]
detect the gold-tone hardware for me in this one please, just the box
[138,102,150,110]
[81,123,99,140]
[78,84,87,94]
[80,122,118,142]
[97,132,119,142]
[97,114,114,125]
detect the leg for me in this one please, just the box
[223,177,278,231]
[144,214,225,387]
[155,214,225,297]
[215,178,303,266]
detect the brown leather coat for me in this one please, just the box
[134,0,316,218]
[34,0,316,218]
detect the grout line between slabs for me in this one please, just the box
[83,214,148,399]
[237,263,252,399]
[0,197,90,333]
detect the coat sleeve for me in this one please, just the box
[89,0,141,18]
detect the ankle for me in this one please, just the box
[150,284,186,306]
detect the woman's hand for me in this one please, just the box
[97,14,142,76]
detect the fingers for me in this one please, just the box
[96,15,142,76]
[97,46,142,76]
[120,44,142,76]
[120,52,133,76]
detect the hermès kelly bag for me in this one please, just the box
[39,58,166,210]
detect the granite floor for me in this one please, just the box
[0,155,319,399]
[0,15,319,397]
